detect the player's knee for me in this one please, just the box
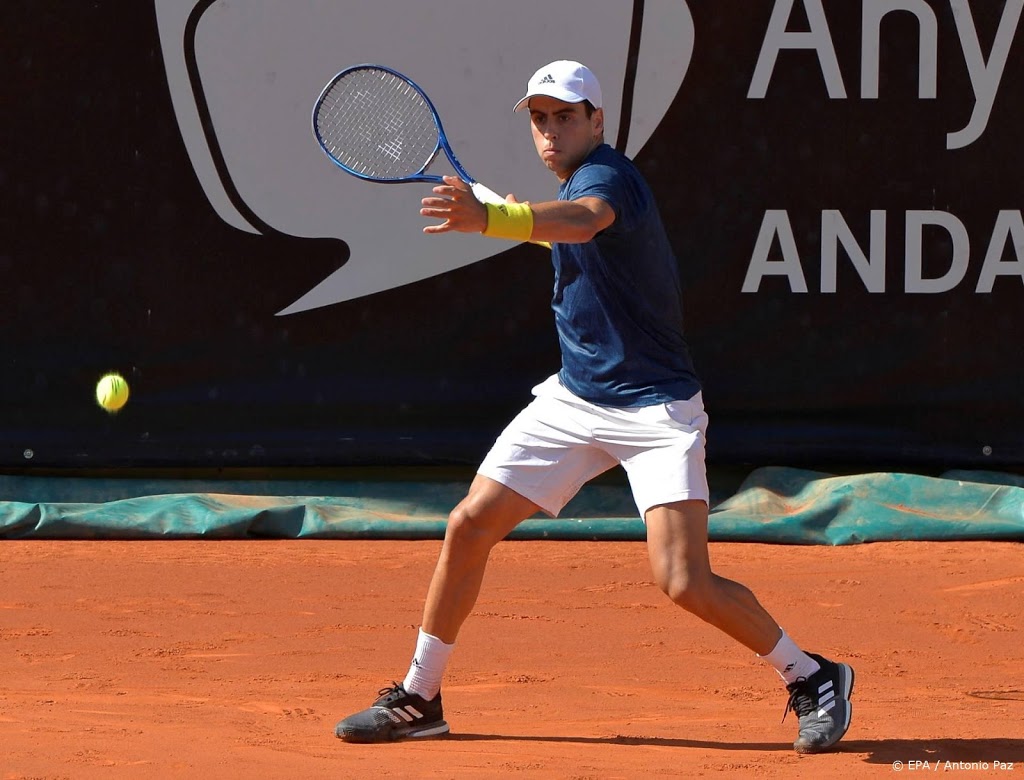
[659,571,715,617]
[445,504,503,553]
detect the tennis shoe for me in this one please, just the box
[335,682,449,743]
[783,653,854,754]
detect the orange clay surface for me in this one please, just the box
[2,539,1022,779]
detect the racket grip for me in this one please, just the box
[470,181,506,205]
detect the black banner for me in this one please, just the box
[2,1,1021,469]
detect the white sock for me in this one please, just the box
[757,629,821,685]
[402,628,454,701]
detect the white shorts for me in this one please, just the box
[478,374,709,518]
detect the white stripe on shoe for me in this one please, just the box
[385,705,427,723]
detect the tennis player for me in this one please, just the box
[336,60,855,754]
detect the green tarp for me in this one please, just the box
[1,468,1022,544]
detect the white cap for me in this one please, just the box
[513,60,603,113]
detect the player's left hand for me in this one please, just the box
[421,175,488,234]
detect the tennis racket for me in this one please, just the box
[313,64,504,205]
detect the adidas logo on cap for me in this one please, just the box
[538,74,556,84]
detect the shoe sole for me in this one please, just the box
[337,719,450,743]
[403,721,451,739]
[794,663,855,755]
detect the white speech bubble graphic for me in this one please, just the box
[154,0,694,313]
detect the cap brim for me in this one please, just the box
[512,88,589,113]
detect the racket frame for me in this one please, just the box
[313,64,502,203]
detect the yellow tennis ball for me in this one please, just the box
[96,373,130,412]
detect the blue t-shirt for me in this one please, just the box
[552,143,700,407]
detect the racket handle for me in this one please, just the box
[470,181,506,205]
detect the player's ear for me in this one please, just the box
[591,107,604,138]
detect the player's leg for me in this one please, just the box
[610,395,780,649]
[334,475,538,744]
[420,474,542,644]
[336,375,615,744]
[615,393,854,754]
[645,499,782,652]
[645,502,854,753]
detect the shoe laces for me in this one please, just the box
[377,682,406,701]
[783,677,815,723]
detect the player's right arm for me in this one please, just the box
[525,196,614,244]
[421,175,614,245]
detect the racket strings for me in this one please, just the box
[316,68,439,180]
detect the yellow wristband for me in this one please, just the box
[482,201,534,242]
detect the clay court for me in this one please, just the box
[3,537,1021,778]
